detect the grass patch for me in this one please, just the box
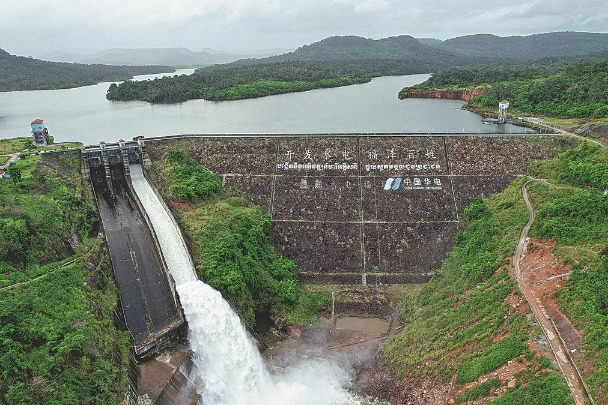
[489,374,574,405]
[456,378,500,404]
[455,335,528,384]
[0,137,31,154]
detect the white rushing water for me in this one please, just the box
[128,164,371,405]
[129,164,196,285]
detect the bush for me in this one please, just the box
[163,148,221,203]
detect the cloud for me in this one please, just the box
[0,0,606,55]
[332,0,392,13]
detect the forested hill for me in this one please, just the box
[399,52,608,118]
[201,32,608,72]
[0,48,175,91]
[435,32,608,61]
[105,32,608,104]
[106,36,478,103]
[201,35,478,71]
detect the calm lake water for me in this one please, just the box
[0,70,530,145]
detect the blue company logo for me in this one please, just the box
[384,177,443,191]
[384,177,401,190]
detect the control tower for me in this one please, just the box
[31,119,49,146]
[498,100,509,124]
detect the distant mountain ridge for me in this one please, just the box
[434,32,608,60]
[41,47,287,67]
[0,48,174,91]
[201,32,608,73]
[4,31,608,93]
[200,35,479,72]
[27,31,608,70]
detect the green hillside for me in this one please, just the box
[207,35,475,67]
[105,32,608,104]
[381,137,608,403]
[400,53,608,119]
[0,48,174,91]
[436,32,608,60]
[105,35,479,103]
[0,144,130,404]
[106,58,440,103]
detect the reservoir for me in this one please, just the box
[0,70,530,144]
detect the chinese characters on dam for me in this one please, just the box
[146,135,558,284]
[276,144,443,174]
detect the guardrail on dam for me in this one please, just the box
[82,140,184,359]
[143,133,559,285]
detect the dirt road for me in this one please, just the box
[514,180,591,405]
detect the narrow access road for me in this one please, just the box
[0,152,21,170]
[1,254,85,291]
[514,180,590,405]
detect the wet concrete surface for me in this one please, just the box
[335,316,390,334]
[92,168,182,352]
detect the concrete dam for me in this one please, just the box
[145,134,558,284]
[82,133,558,358]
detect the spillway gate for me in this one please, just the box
[83,140,184,359]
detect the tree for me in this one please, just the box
[7,167,21,185]
[0,218,29,269]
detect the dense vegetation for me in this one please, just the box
[382,137,608,403]
[527,141,608,401]
[162,149,222,202]
[0,48,174,91]
[150,149,326,326]
[380,180,573,402]
[0,152,97,274]
[434,32,608,61]
[470,59,608,118]
[0,144,129,404]
[106,59,440,103]
[105,32,608,104]
[0,243,130,404]
[401,52,608,90]
[401,54,608,118]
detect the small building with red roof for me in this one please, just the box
[31,119,49,146]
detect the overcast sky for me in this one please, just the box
[1,0,607,56]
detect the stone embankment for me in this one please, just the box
[399,87,485,101]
